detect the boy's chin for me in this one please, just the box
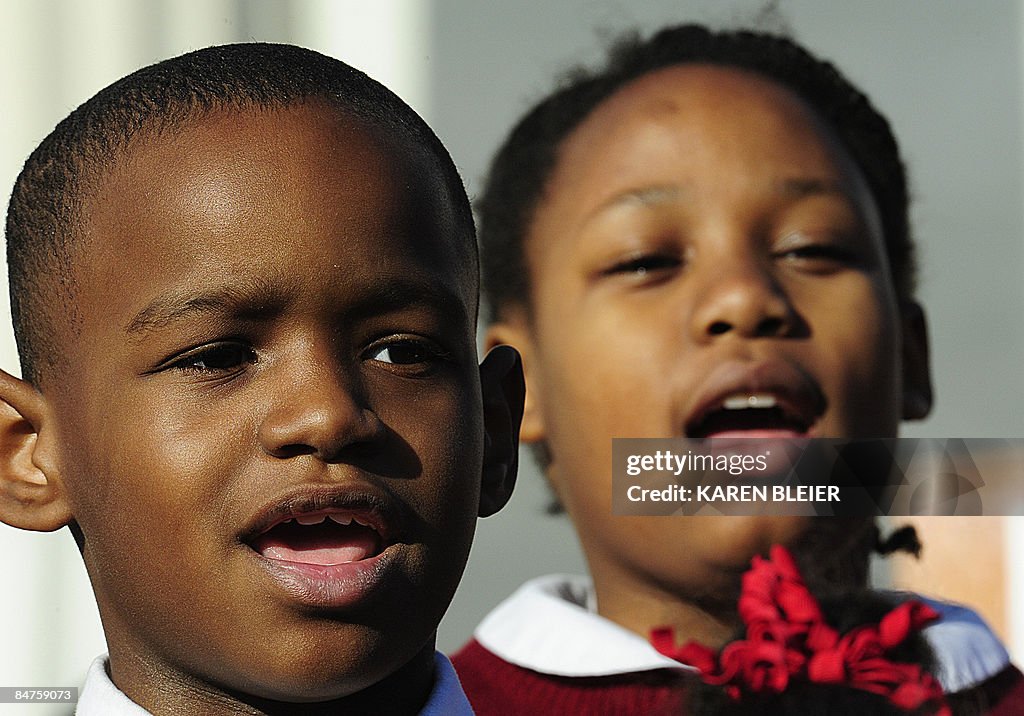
[218,634,436,706]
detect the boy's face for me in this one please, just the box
[46,105,489,704]
[493,66,930,620]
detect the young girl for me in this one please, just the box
[452,24,1023,714]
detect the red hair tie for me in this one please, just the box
[650,545,950,715]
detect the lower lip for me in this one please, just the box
[248,545,399,609]
[703,430,807,440]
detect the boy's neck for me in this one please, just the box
[109,642,437,716]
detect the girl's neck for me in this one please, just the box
[588,563,740,649]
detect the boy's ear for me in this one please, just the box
[485,320,545,444]
[901,301,933,420]
[477,344,525,517]
[0,369,70,531]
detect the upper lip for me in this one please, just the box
[683,359,826,437]
[240,484,401,546]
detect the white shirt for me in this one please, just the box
[75,651,473,715]
[474,573,1010,693]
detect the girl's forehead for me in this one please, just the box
[535,64,878,235]
[563,64,839,168]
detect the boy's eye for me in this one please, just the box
[364,338,451,370]
[169,342,257,374]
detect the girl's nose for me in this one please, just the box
[689,257,801,343]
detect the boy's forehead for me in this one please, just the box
[78,103,477,312]
[102,103,452,227]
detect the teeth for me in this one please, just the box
[722,394,778,410]
[276,511,378,530]
[295,514,326,526]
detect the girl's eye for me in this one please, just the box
[776,243,860,270]
[773,227,868,272]
[170,342,256,374]
[604,253,682,277]
[365,339,449,367]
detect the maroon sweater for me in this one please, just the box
[452,638,1024,715]
[452,638,689,715]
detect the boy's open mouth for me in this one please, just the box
[249,509,385,566]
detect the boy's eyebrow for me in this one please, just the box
[125,281,283,337]
[342,278,471,326]
[124,277,470,338]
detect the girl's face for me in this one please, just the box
[490,65,930,635]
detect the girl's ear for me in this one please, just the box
[900,302,933,420]
[485,320,546,444]
[0,369,70,531]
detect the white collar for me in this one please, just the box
[474,574,1010,693]
[76,657,149,716]
[474,573,691,677]
[76,652,471,715]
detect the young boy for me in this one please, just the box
[0,43,524,715]
[453,25,1024,714]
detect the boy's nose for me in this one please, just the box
[257,358,385,461]
[689,260,801,342]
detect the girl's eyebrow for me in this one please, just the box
[598,177,848,210]
[778,177,848,198]
[585,176,849,223]
[578,185,687,230]
[591,185,687,216]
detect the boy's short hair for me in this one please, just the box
[6,42,475,386]
[479,24,914,322]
